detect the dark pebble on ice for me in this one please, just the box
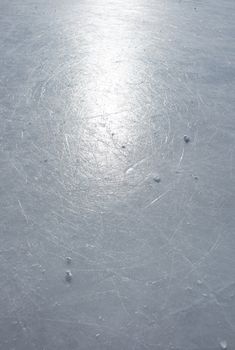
[122,145,126,149]
[65,270,72,282]
[153,176,161,183]
[66,257,72,264]
[184,135,190,143]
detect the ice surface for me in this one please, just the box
[0,0,235,349]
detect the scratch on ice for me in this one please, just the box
[18,200,28,224]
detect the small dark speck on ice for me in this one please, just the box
[153,176,161,183]
[65,270,72,282]
[184,135,191,143]
[66,257,72,264]
[122,145,126,149]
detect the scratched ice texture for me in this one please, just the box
[0,0,235,349]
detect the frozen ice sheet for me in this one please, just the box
[0,0,235,349]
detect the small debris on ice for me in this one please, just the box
[66,257,72,264]
[95,333,100,338]
[184,135,190,143]
[197,279,203,285]
[65,270,72,282]
[153,176,161,183]
[220,340,227,349]
[122,145,126,149]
